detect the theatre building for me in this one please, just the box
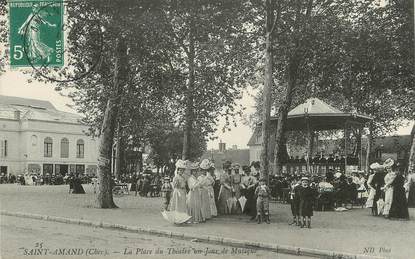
[0,95,99,177]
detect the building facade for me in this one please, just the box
[202,143,250,169]
[0,95,99,176]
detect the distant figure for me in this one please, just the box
[71,174,85,194]
[405,171,415,207]
[161,177,173,211]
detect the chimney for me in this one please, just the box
[219,141,226,152]
[14,110,21,120]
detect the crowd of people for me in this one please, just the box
[1,156,413,226]
[365,158,411,220]
[163,159,286,225]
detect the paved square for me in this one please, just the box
[1,184,414,258]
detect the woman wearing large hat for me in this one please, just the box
[382,158,397,217]
[387,160,409,219]
[200,159,217,217]
[187,162,205,223]
[217,163,233,215]
[366,163,381,214]
[168,160,188,213]
[198,160,213,219]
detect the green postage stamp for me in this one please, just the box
[9,0,64,68]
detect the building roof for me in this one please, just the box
[288,98,343,116]
[0,95,82,124]
[0,95,57,110]
[247,127,260,146]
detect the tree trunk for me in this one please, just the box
[115,123,121,179]
[408,125,415,173]
[96,36,127,209]
[273,62,298,175]
[260,0,275,182]
[182,19,195,160]
[365,124,373,173]
[273,0,313,175]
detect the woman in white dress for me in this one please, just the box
[382,159,397,218]
[200,159,217,217]
[169,160,188,213]
[187,163,204,223]
[198,171,212,220]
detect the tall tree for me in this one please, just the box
[162,0,258,160]
[273,0,314,175]
[96,37,127,208]
[260,0,280,181]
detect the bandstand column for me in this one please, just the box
[344,122,348,174]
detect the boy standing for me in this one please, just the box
[255,178,270,224]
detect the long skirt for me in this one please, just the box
[365,188,376,208]
[243,188,257,217]
[383,187,394,216]
[389,187,409,219]
[407,183,415,208]
[207,186,217,216]
[217,186,232,215]
[169,188,187,213]
[233,184,241,199]
[72,181,85,194]
[187,188,204,223]
[200,187,212,220]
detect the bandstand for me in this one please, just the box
[271,98,373,176]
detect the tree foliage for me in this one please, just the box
[251,0,414,137]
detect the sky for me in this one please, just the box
[0,70,413,151]
[0,70,258,150]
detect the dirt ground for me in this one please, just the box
[2,216,310,259]
[1,184,414,259]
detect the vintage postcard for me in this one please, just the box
[0,0,414,259]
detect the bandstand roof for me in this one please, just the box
[270,98,372,131]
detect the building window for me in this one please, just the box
[76,139,84,158]
[31,135,38,146]
[44,137,53,157]
[0,140,7,157]
[61,138,69,158]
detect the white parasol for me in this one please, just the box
[161,211,192,225]
[238,196,247,211]
[227,197,237,211]
[377,199,385,215]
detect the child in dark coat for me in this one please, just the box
[299,177,315,228]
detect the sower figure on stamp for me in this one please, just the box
[255,178,270,224]
[161,176,173,211]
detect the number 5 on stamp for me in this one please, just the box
[9,0,64,68]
